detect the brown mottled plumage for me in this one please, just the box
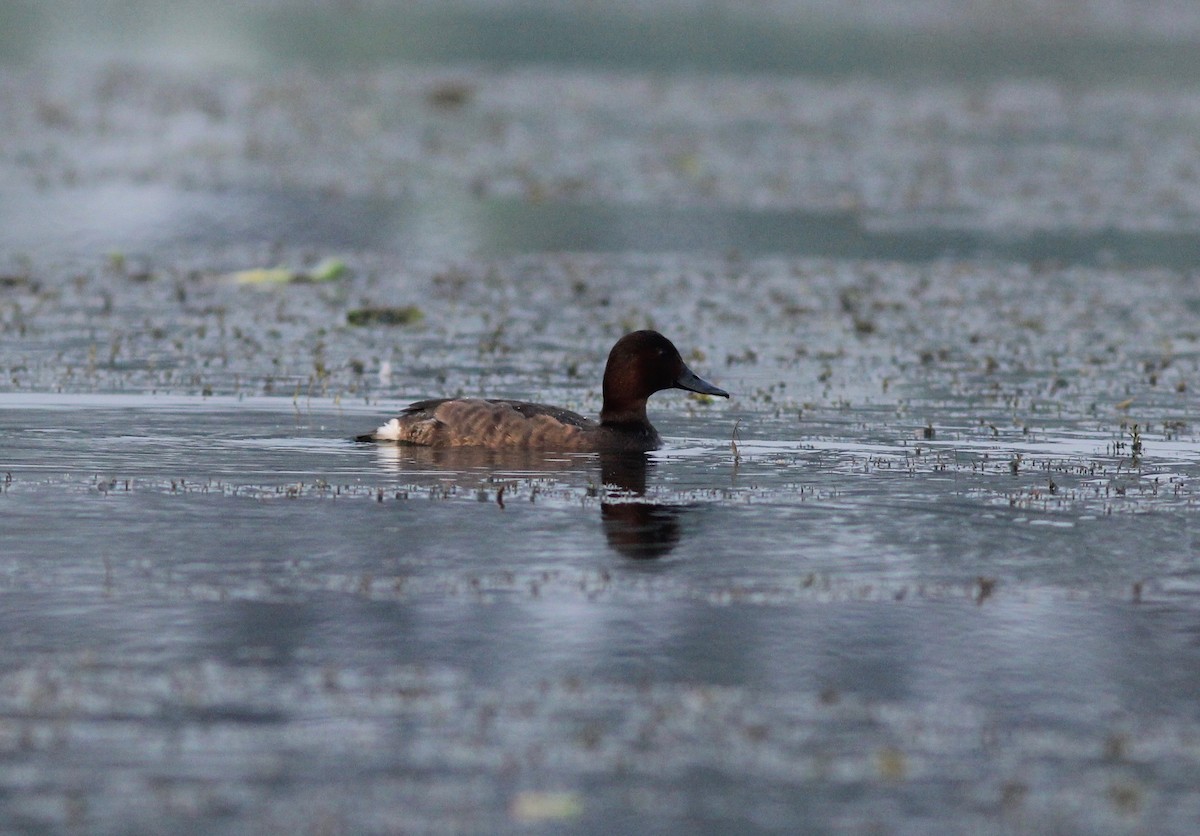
[357,330,728,452]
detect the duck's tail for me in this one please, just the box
[353,418,404,443]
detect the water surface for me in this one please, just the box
[4,392,1200,832]
[4,1,1200,832]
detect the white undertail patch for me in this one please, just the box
[373,418,403,441]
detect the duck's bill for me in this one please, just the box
[675,366,730,398]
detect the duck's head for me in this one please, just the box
[600,330,729,424]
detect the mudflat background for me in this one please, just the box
[4,1,1200,833]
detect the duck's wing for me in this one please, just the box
[358,399,597,448]
[488,399,594,429]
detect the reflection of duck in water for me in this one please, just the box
[363,445,693,561]
[364,446,689,560]
[356,331,727,452]
[599,452,685,561]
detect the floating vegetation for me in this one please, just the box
[346,305,424,326]
[232,267,297,285]
[231,258,348,285]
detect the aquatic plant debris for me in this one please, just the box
[231,267,297,285]
[346,305,424,326]
[230,258,347,285]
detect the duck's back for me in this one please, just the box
[366,398,600,449]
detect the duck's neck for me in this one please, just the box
[599,398,650,428]
[600,402,660,450]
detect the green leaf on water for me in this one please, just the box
[310,258,348,282]
[230,258,347,285]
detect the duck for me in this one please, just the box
[356,330,729,451]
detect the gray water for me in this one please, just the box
[4,2,1200,833]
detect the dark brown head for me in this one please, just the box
[599,330,729,426]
